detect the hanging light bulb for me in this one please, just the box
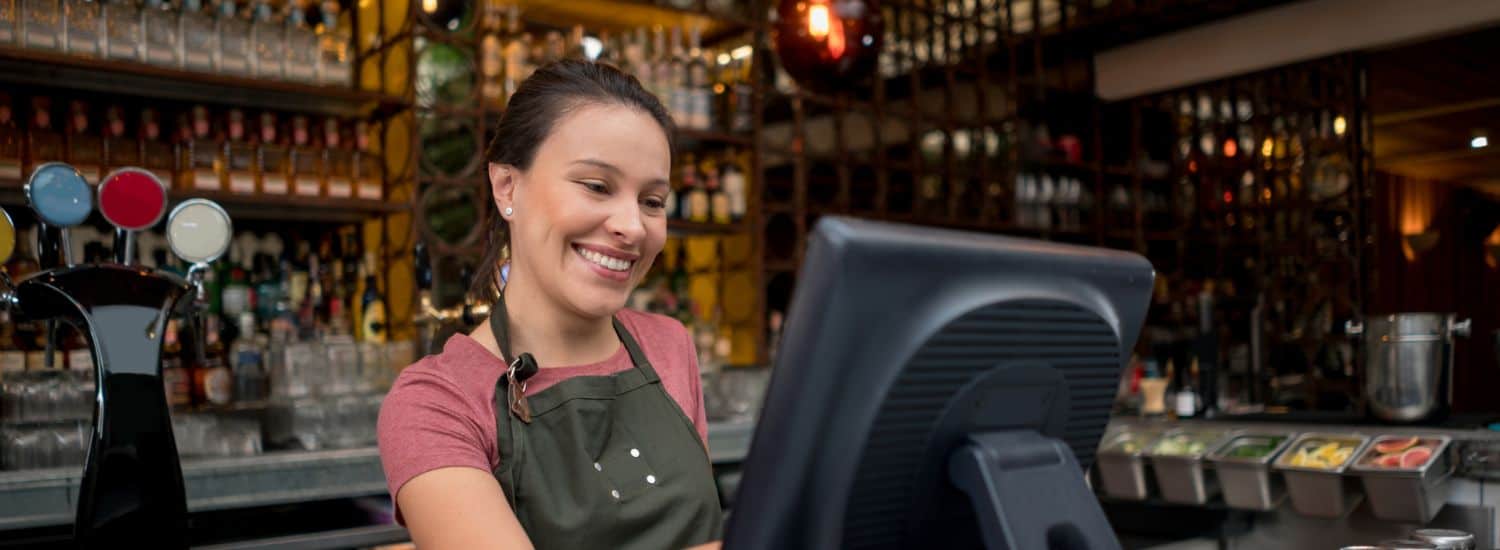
[1333,115,1347,137]
[422,0,437,14]
[774,0,883,93]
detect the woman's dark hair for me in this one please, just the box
[470,59,675,303]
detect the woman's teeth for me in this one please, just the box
[576,246,634,272]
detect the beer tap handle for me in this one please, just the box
[98,168,169,267]
[166,200,232,307]
[25,163,93,269]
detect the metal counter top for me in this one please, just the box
[0,419,758,532]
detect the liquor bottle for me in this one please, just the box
[103,105,140,171]
[141,0,180,66]
[478,9,503,107]
[257,111,289,195]
[139,107,175,187]
[249,0,282,80]
[321,118,353,198]
[0,94,21,181]
[500,7,528,104]
[675,153,696,220]
[251,252,282,327]
[225,108,257,193]
[178,0,216,72]
[720,153,746,222]
[651,26,669,108]
[216,0,252,77]
[194,315,233,406]
[627,27,650,94]
[353,120,381,200]
[230,311,265,402]
[287,239,311,334]
[314,0,351,86]
[67,100,104,182]
[161,318,192,408]
[21,0,62,50]
[359,253,386,343]
[182,106,216,190]
[687,25,710,131]
[541,30,564,64]
[219,239,252,317]
[686,161,709,223]
[729,53,753,133]
[668,26,687,120]
[64,0,102,57]
[25,97,64,175]
[704,159,730,224]
[0,0,15,43]
[102,0,141,60]
[289,115,323,197]
[283,0,318,83]
[565,24,585,60]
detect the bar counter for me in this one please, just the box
[1102,414,1500,549]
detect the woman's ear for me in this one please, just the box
[489,162,518,217]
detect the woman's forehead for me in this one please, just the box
[537,103,671,177]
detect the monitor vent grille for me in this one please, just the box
[840,299,1120,549]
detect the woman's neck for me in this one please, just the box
[470,264,620,368]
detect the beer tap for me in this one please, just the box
[0,164,232,549]
[24,164,93,371]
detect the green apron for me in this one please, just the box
[489,296,724,549]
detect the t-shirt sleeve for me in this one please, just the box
[680,324,711,451]
[377,368,494,515]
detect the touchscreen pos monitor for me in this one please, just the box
[724,217,1153,550]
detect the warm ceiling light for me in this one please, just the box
[422,0,436,14]
[1261,137,1274,158]
[808,4,831,39]
[1334,115,1347,136]
[731,45,753,60]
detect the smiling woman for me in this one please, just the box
[378,60,724,550]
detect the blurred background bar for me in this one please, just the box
[1,0,1500,548]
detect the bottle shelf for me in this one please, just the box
[668,218,752,237]
[0,46,409,119]
[0,177,408,224]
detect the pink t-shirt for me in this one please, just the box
[376,308,708,522]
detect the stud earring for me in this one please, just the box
[503,206,514,217]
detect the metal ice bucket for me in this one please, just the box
[1348,313,1470,423]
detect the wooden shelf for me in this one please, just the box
[675,127,755,148]
[668,218,751,236]
[0,177,407,224]
[0,45,408,118]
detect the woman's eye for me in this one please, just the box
[581,181,609,194]
[642,197,667,211]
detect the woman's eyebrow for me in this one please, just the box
[569,158,624,175]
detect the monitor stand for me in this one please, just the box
[949,430,1122,550]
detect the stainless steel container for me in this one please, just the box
[1145,429,1230,505]
[1348,313,1470,423]
[1350,435,1454,523]
[1207,432,1294,511]
[1095,430,1161,500]
[1411,529,1475,550]
[1273,433,1370,518]
[1378,540,1439,550]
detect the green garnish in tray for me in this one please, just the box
[1226,436,1285,458]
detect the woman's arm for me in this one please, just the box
[397,467,535,550]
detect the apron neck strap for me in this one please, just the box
[491,293,655,381]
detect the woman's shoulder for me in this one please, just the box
[386,334,507,409]
[616,308,690,343]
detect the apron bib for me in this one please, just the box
[488,295,723,549]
